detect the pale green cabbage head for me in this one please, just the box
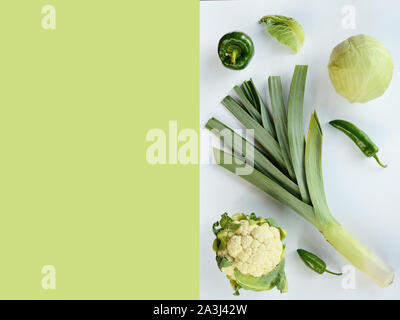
[328,34,393,103]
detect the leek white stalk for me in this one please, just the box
[322,222,394,287]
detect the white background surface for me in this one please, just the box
[200,0,400,299]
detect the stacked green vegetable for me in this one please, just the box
[206,65,394,288]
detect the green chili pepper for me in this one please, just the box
[297,249,342,276]
[329,120,387,168]
[218,32,254,70]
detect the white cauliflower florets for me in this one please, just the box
[220,220,283,279]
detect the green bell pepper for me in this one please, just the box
[218,32,254,70]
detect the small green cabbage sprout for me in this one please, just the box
[212,213,288,296]
[328,34,393,103]
[259,15,305,53]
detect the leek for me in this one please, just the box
[208,66,394,287]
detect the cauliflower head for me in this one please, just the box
[213,213,288,295]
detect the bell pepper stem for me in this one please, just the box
[373,154,387,168]
[230,49,239,65]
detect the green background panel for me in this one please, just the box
[0,0,199,299]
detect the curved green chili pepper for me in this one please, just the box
[297,249,342,276]
[329,120,387,168]
[218,32,254,70]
